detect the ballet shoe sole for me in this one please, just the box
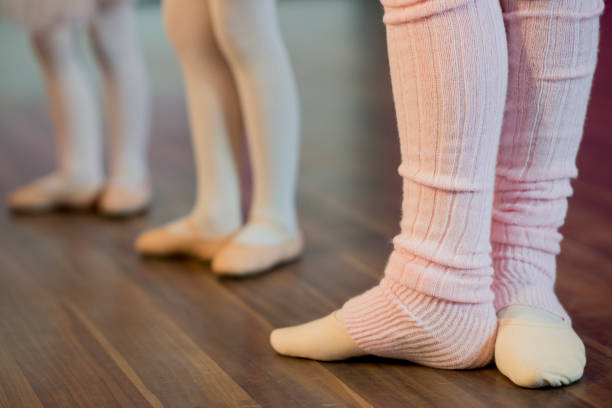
[212,240,304,277]
[7,190,101,214]
[136,238,232,263]
[97,201,151,218]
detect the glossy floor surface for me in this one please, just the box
[0,1,610,407]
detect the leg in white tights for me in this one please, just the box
[136,0,243,259]
[89,0,151,216]
[8,21,104,212]
[209,0,303,275]
[492,0,603,388]
[137,0,302,274]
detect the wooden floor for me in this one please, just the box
[0,1,611,407]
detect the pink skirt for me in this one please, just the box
[0,0,129,31]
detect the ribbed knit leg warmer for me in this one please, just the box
[492,0,603,388]
[271,0,508,369]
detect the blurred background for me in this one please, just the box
[0,0,396,220]
[1,0,609,199]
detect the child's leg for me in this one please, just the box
[207,0,302,276]
[492,0,603,388]
[89,0,151,216]
[271,0,508,367]
[136,0,242,259]
[7,21,104,212]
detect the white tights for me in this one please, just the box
[9,0,150,213]
[161,0,300,244]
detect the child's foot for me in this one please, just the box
[492,244,585,387]
[98,181,151,217]
[212,220,303,276]
[495,305,585,388]
[135,217,233,261]
[7,173,102,213]
[270,310,366,361]
[271,278,497,369]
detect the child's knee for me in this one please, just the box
[210,0,277,65]
[162,0,217,61]
[30,25,73,64]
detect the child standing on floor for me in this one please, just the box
[271,0,603,389]
[136,0,302,276]
[2,0,151,216]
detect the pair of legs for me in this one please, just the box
[136,0,302,275]
[272,0,602,389]
[8,0,150,216]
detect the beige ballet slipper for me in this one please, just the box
[7,174,101,213]
[135,217,232,261]
[270,310,366,361]
[98,183,151,217]
[495,305,586,388]
[212,233,303,276]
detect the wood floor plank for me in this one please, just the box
[115,253,375,407]
[0,231,259,408]
[0,203,370,407]
[0,345,43,408]
[0,256,157,407]
[64,304,164,408]
[565,345,612,408]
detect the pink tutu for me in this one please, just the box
[0,0,129,31]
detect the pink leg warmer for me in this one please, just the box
[342,0,508,369]
[491,0,603,323]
